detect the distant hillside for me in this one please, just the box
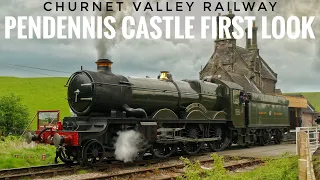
[0,77,70,130]
[284,92,320,111]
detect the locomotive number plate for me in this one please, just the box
[235,109,241,116]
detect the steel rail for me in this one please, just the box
[81,157,263,180]
[0,163,82,180]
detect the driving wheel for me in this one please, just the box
[82,140,104,166]
[208,125,230,152]
[180,125,203,155]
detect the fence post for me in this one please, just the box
[297,127,300,155]
[299,159,307,180]
[306,136,312,180]
[300,132,307,160]
[316,127,319,150]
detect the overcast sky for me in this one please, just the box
[0,0,319,93]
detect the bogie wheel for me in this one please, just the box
[208,125,230,152]
[151,143,177,159]
[274,129,283,144]
[259,130,271,146]
[180,125,203,155]
[82,140,105,166]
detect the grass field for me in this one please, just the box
[296,92,320,111]
[0,136,56,169]
[0,76,319,130]
[0,77,70,130]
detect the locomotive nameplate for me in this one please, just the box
[259,112,267,115]
[274,112,283,116]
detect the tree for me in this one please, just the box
[0,94,29,136]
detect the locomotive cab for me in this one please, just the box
[204,77,246,127]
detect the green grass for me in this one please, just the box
[299,92,320,111]
[0,77,70,130]
[0,136,56,169]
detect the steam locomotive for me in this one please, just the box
[26,59,290,166]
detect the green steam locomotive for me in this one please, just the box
[27,59,290,166]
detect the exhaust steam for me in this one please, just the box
[114,130,145,162]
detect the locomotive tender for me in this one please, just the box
[27,59,290,166]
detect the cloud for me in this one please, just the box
[0,0,319,93]
[109,38,212,79]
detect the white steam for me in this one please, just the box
[114,130,145,162]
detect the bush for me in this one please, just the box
[0,94,29,136]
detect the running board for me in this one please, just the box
[157,136,219,143]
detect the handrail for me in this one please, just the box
[296,126,320,155]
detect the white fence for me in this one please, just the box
[295,126,320,155]
[295,126,319,180]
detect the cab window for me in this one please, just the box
[233,89,240,104]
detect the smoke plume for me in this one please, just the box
[95,0,176,59]
[95,0,133,59]
[114,130,145,162]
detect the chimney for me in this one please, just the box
[95,59,113,73]
[216,13,221,40]
[245,28,251,49]
[227,10,236,48]
[227,10,235,38]
[251,21,258,49]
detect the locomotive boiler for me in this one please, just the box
[68,59,219,117]
[26,59,290,166]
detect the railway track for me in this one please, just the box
[0,152,207,180]
[0,163,80,180]
[0,153,258,180]
[157,159,264,180]
[81,157,264,180]
[0,141,294,180]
